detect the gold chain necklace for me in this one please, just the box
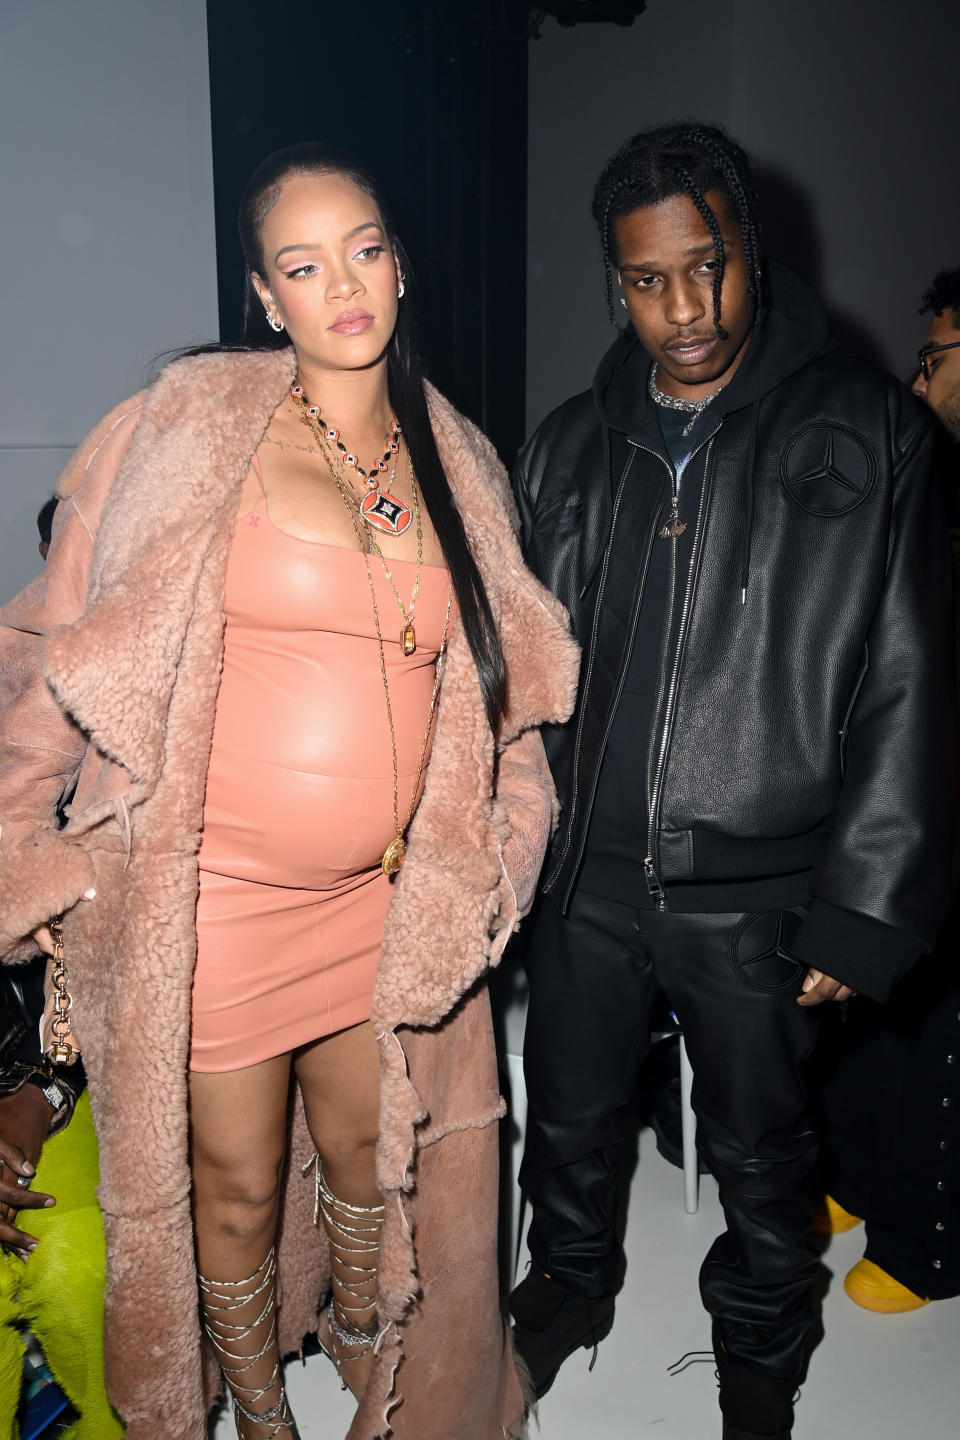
[367,552,451,876]
[291,391,451,874]
[312,429,423,650]
[343,484,451,875]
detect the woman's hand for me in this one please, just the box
[0,1087,56,1259]
[31,924,55,956]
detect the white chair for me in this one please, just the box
[492,960,532,1282]
[678,1032,698,1214]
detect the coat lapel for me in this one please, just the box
[43,349,296,797]
[373,390,579,1033]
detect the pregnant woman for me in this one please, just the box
[0,144,578,1439]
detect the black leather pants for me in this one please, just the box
[520,889,821,1380]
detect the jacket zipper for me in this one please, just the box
[548,419,719,906]
[631,429,719,909]
[546,447,646,897]
[642,475,678,905]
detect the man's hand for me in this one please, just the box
[0,1087,56,1259]
[796,968,857,1007]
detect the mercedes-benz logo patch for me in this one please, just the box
[779,423,876,516]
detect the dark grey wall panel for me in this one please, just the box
[205,1,529,464]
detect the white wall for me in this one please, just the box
[0,0,218,602]
[527,0,960,429]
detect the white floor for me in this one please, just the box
[212,1130,960,1439]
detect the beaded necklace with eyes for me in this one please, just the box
[290,382,410,537]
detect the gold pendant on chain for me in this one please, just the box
[382,835,407,876]
[401,622,417,656]
[659,515,687,539]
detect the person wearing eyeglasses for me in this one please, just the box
[914,269,960,555]
[914,268,960,444]
[813,267,960,1317]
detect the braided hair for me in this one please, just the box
[920,268,960,329]
[591,121,763,335]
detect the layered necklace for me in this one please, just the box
[648,363,725,438]
[291,382,421,653]
[290,381,409,536]
[292,380,451,875]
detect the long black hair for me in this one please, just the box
[591,121,763,337]
[232,143,507,733]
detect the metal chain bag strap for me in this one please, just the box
[40,917,81,1065]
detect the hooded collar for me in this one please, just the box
[593,260,833,446]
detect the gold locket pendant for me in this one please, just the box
[382,835,407,876]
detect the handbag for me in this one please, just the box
[40,918,81,1066]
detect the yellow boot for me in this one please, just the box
[810,1193,863,1235]
[844,1257,931,1313]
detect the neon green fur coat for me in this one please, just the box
[0,1090,123,1439]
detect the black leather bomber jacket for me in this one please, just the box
[514,264,956,1003]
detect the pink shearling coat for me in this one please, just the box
[0,349,580,1439]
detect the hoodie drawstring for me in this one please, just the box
[739,401,761,604]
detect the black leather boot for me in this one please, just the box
[714,1330,796,1439]
[510,1268,615,1399]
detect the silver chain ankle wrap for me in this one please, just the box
[303,1152,385,1359]
[197,1248,297,1436]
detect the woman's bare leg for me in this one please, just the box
[295,1021,382,1399]
[190,1055,295,1438]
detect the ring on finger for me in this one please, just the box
[16,1176,31,1190]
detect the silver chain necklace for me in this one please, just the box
[648,364,724,437]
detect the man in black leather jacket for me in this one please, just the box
[509,123,955,1440]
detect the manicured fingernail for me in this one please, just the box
[83,887,97,899]
[22,1163,35,1176]
[26,1243,38,1252]
[44,1197,55,1207]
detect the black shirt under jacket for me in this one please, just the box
[581,404,703,906]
